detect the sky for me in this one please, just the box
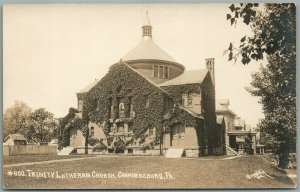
[4,4,264,127]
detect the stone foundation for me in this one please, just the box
[73,146,224,157]
[185,149,199,158]
[211,147,224,156]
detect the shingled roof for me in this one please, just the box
[159,69,209,86]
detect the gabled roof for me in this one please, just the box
[122,37,177,63]
[5,134,27,141]
[179,106,203,119]
[217,99,229,105]
[216,103,226,110]
[122,61,171,96]
[159,69,209,86]
[78,79,101,94]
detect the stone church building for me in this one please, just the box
[63,15,225,157]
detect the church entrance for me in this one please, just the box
[171,123,185,146]
[69,127,77,147]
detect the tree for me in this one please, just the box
[244,133,253,155]
[226,3,296,168]
[226,3,295,64]
[24,108,58,143]
[3,101,32,138]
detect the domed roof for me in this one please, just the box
[122,12,178,64]
[122,37,177,63]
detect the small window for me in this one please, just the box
[154,65,158,77]
[145,95,150,108]
[159,66,164,78]
[181,98,185,106]
[164,66,169,78]
[187,93,193,106]
[117,123,124,132]
[149,127,155,137]
[90,127,94,137]
[128,123,133,133]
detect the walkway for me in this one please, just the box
[3,156,96,168]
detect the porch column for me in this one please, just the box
[259,147,262,154]
[225,134,229,147]
[252,135,256,154]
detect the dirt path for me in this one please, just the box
[3,156,96,168]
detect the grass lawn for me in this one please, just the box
[3,155,296,189]
[3,154,93,165]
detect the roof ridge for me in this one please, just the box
[179,106,203,119]
[159,69,209,87]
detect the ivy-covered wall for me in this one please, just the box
[59,62,220,155]
[160,72,218,151]
[58,108,88,149]
[82,62,174,140]
[200,74,217,149]
[160,84,201,103]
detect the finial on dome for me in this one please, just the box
[145,10,151,26]
[142,11,152,38]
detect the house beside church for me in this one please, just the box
[3,134,27,145]
[216,99,259,155]
[61,14,225,157]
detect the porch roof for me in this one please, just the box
[227,130,257,136]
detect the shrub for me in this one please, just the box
[93,140,108,152]
[114,138,125,153]
[88,137,100,146]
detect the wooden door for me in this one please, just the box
[171,123,185,146]
[69,128,77,147]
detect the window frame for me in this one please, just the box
[153,65,169,79]
[90,127,94,137]
[148,127,155,137]
[187,93,193,106]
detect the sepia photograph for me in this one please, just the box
[3,3,296,189]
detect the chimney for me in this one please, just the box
[205,58,215,87]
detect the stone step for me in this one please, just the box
[225,146,239,156]
[165,148,184,158]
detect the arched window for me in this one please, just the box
[119,103,125,112]
[119,103,125,118]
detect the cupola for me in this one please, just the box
[122,12,185,85]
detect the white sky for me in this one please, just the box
[4,4,264,126]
